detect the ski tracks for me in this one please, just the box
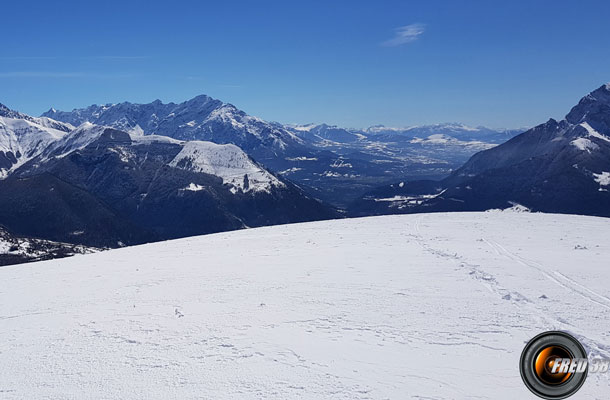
[413,216,531,308]
[482,237,610,360]
[483,238,610,312]
[414,215,610,360]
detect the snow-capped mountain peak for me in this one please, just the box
[0,103,73,133]
[42,95,304,156]
[566,83,610,129]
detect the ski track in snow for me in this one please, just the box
[1,212,609,399]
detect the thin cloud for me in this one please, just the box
[0,72,86,78]
[382,23,425,47]
[0,56,58,60]
[0,56,149,61]
[0,71,136,78]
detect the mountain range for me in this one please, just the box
[43,96,304,161]
[0,108,338,248]
[43,99,521,207]
[350,84,610,217]
[4,84,608,264]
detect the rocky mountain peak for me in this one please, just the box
[566,84,610,128]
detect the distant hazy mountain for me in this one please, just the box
[284,122,523,205]
[363,123,523,144]
[287,122,523,170]
[289,122,522,148]
[288,123,365,144]
[350,84,610,217]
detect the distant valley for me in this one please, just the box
[350,84,610,218]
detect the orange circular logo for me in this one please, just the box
[520,331,588,399]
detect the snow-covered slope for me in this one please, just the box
[35,122,109,160]
[1,213,608,399]
[169,141,284,193]
[0,116,68,177]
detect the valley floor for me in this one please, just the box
[1,212,609,399]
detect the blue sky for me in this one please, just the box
[1,0,609,129]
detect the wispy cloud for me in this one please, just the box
[0,55,149,61]
[0,56,58,60]
[381,23,425,47]
[0,72,85,78]
[0,71,137,78]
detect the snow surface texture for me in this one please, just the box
[169,141,284,193]
[1,213,609,399]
